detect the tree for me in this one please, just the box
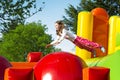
[63,0,120,33]
[63,5,79,34]
[0,22,59,61]
[80,0,120,16]
[0,0,45,32]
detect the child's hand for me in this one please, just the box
[45,44,51,48]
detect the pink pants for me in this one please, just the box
[73,36,102,52]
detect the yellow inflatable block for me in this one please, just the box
[76,11,93,59]
[108,16,119,54]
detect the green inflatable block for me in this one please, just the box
[85,57,103,67]
[97,50,120,80]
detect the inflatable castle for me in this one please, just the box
[0,7,120,80]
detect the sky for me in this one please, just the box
[26,0,80,53]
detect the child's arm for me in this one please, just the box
[50,36,60,45]
[57,29,67,43]
[46,36,60,48]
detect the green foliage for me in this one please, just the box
[0,22,56,61]
[63,5,79,34]
[0,0,45,32]
[80,0,120,16]
[63,0,120,33]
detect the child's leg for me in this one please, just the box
[73,36,93,52]
[80,37,102,49]
[79,37,106,53]
[73,36,101,52]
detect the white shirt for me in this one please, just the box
[50,29,77,45]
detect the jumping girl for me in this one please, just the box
[46,20,105,57]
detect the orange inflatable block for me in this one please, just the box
[91,8,109,57]
[4,67,34,80]
[83,67,110,80]
[27,52,43,62]
[11,62,37,67]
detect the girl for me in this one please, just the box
[46,20,105,57]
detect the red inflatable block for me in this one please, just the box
[34,51,87,80]
[4,67,34,80]
[27,52,43,62]
[83,66,110,80]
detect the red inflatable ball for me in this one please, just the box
[0,56,12,80]
[34,51,87,80]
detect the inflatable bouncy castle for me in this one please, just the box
[76,7,120,80]
[0,7,120,80]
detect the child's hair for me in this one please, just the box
[55,20,64,29]
[55,20,65,36]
